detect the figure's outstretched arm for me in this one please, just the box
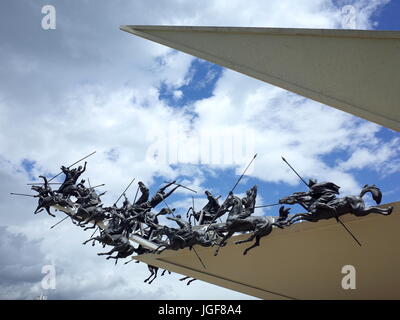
[158,180,177,193]
[166,185,180,198]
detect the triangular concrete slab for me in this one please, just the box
[121,26,400,131]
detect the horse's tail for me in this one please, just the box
[39,175,48,185]
[360,184,382,204]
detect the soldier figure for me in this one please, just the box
[135,181,149,205]
[141,181,180,209]
[196,190,221,225]
[307,179,340,216]
[57,162,87,196]
[241,185,257,218]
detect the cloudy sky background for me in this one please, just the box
[0,0,399,299]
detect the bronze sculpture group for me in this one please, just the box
[13,153,394,285]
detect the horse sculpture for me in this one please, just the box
[279,184,393,225]
[151,224,214,254]
[210,192,289,256]
[97,234,135,265]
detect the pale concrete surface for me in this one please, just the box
[121,26,400,131]
[134,202,399,300]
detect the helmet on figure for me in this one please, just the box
[308,179,317,187]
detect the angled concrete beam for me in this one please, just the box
[120,26,400,131]
[134,202,400,300]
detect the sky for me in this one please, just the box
[0,0,399,300]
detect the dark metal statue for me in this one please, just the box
[57,161,87,197]
[151,215,213,254]
[279,184,393,225]
[20,155,395,290]
[188,190,221,225]
[179,276,197,286]
[241,185,257,217]
[141,181,180,209]
[210,190,287,256]
[31,176,72,217]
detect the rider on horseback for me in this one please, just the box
[241,186,257,218]
[57,161,87,197]
[140,181,180,209]
[306,179,340,218]
[192,190,221,225]
[135,181,149,205]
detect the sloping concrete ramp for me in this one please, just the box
[133,202,399,300]
[121,26,400,131]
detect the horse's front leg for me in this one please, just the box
[45,207,56,217]
[243,235,261,256]
[148,268,158,284]
[83,236,97,245]
[144,267,156,283]
[84,223,96,231]
[214,231,233,256]
[161,269,169,276]
[98,247,117,256]
[34,204,43,214]
[285,213,310,225]
[235,233,256,245]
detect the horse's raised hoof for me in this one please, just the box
[388,206,394,215]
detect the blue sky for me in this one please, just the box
[17,0,400,221]
[150,1,400,212]
[15,0,400,210]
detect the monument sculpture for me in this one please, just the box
[11,151,394,284]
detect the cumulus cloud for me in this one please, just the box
[0,226,46,299]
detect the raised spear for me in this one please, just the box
[192,246,206,269]
[27,183,62,185]
[91,183,105,189]
[206,154,257,229]
[255,203,280,208]
[281,156,361,246]
[10,193,36,197]
[48,151,96,182]
[133,185,140,203]
[163,181,197,193]
[113,178,135,206]
[50,216,68,229]
[230,154,257,193]
[281,156,309,187]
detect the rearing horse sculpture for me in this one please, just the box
[279,184,393,225]
[210,193,288,256]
